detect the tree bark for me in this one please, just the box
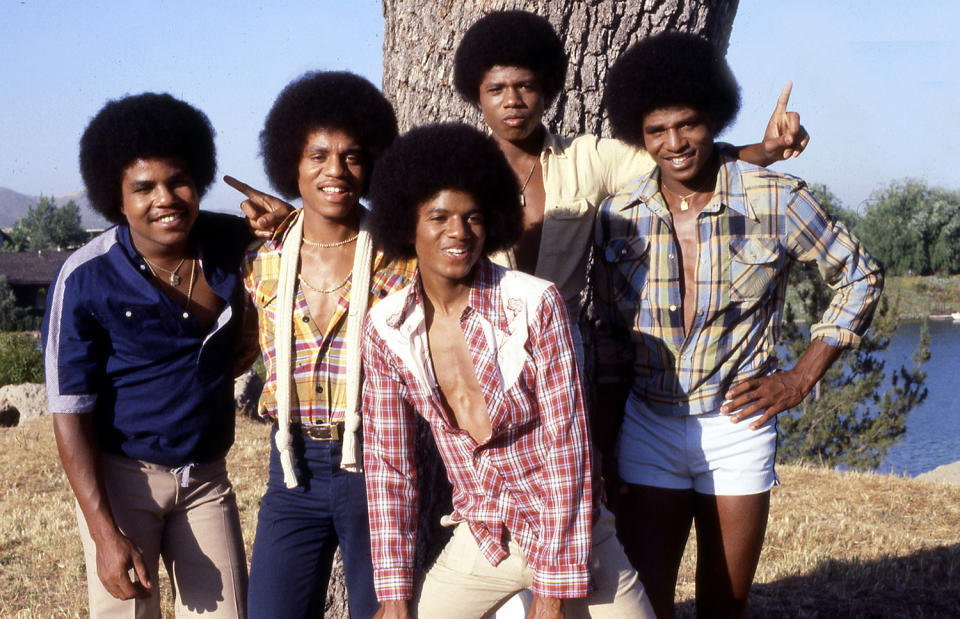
[382,0,739,136]
[325,2,739,616]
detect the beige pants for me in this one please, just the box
[76,453,247,618]
[416,507,654,618]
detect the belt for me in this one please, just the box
[297,422,344,441]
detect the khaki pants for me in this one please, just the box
[416,507,654,618]
[76,454,247,618]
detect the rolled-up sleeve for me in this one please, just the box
[786,185,884,349]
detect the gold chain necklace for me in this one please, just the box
[661,184,698,212]
[302,233,359,248]
[143,256,186,285]
[298,271,351,294]
[518,158,538,207]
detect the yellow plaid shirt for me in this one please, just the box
[242,211,417,423]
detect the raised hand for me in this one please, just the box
[223,175,294,239]
[761,81,810,161]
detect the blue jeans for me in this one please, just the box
[248,427,378,619]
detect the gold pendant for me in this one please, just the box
[519,193,525,207]
[170,274,181,286]
[680,198,689,212]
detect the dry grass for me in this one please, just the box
[673,465,960,617]
[2,416,959,617]
[0,415,271,618]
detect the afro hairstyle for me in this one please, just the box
[453,10,567,106]
[259,71,397,199]
[603,31,741,148]
[79,92,216,224]
[367,123,523,260]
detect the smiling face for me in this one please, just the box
[477,65,546,145]
[414,189,487,290]
[297,127,366,222]
[641,105,717,192]
[119,156,199,257]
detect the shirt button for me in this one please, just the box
[669,304,678,312]
[669,253,675,260]
[302,316,310,323]
[697,309,704,315]
[139,264,146,271]
[124,310,132,318]
[316,385,324,394]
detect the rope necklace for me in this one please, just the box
[301,233,359,248]
[298,271,351,294]
[142,256,186,285]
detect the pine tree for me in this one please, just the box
[776,257,929,470]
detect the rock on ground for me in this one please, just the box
[0,382,46,426]
[234,368,264,420]
[917,461,960,486]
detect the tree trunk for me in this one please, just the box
[325,2,739,616]
[382,0,739,136]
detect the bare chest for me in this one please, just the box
[427,315,492,443]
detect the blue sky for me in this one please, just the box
[2,1,958,215]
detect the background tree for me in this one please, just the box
[854,180,960,276]
[776,183,929,470]
[3,196,88,252]
[382,0,739,135]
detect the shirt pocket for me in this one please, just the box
[255,278,279,318]
[603,235,651,307]
[541,198,593,254]
[112,305,178,361]
[728,237,782,303]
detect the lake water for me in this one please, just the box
[873,319,960,476]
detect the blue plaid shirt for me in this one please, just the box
[593,154,883,416]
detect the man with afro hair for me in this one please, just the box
[452,10,809,362]
[594,32,882,617]
[361,123,654,619]
[43,92,256,617]
[234,71,416,619]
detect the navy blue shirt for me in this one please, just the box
[42,212,252,466]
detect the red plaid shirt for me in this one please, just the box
[362,259,592,601]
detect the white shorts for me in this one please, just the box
[618,396,779,496]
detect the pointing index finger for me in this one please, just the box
[775,81,793,112]
[223,175,261,200]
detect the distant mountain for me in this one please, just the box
[0,187,111,230]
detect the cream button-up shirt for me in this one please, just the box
[491,128,655,322]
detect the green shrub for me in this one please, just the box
[0,333,44,386]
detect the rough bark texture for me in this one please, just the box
[383,0,739,136]
[325,2,738,615]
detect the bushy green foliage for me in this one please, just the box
[0,276,42,331]
[777,263,929,471]
[3,196,89,252]
[854,180,960,276]
[0,332,44,386]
